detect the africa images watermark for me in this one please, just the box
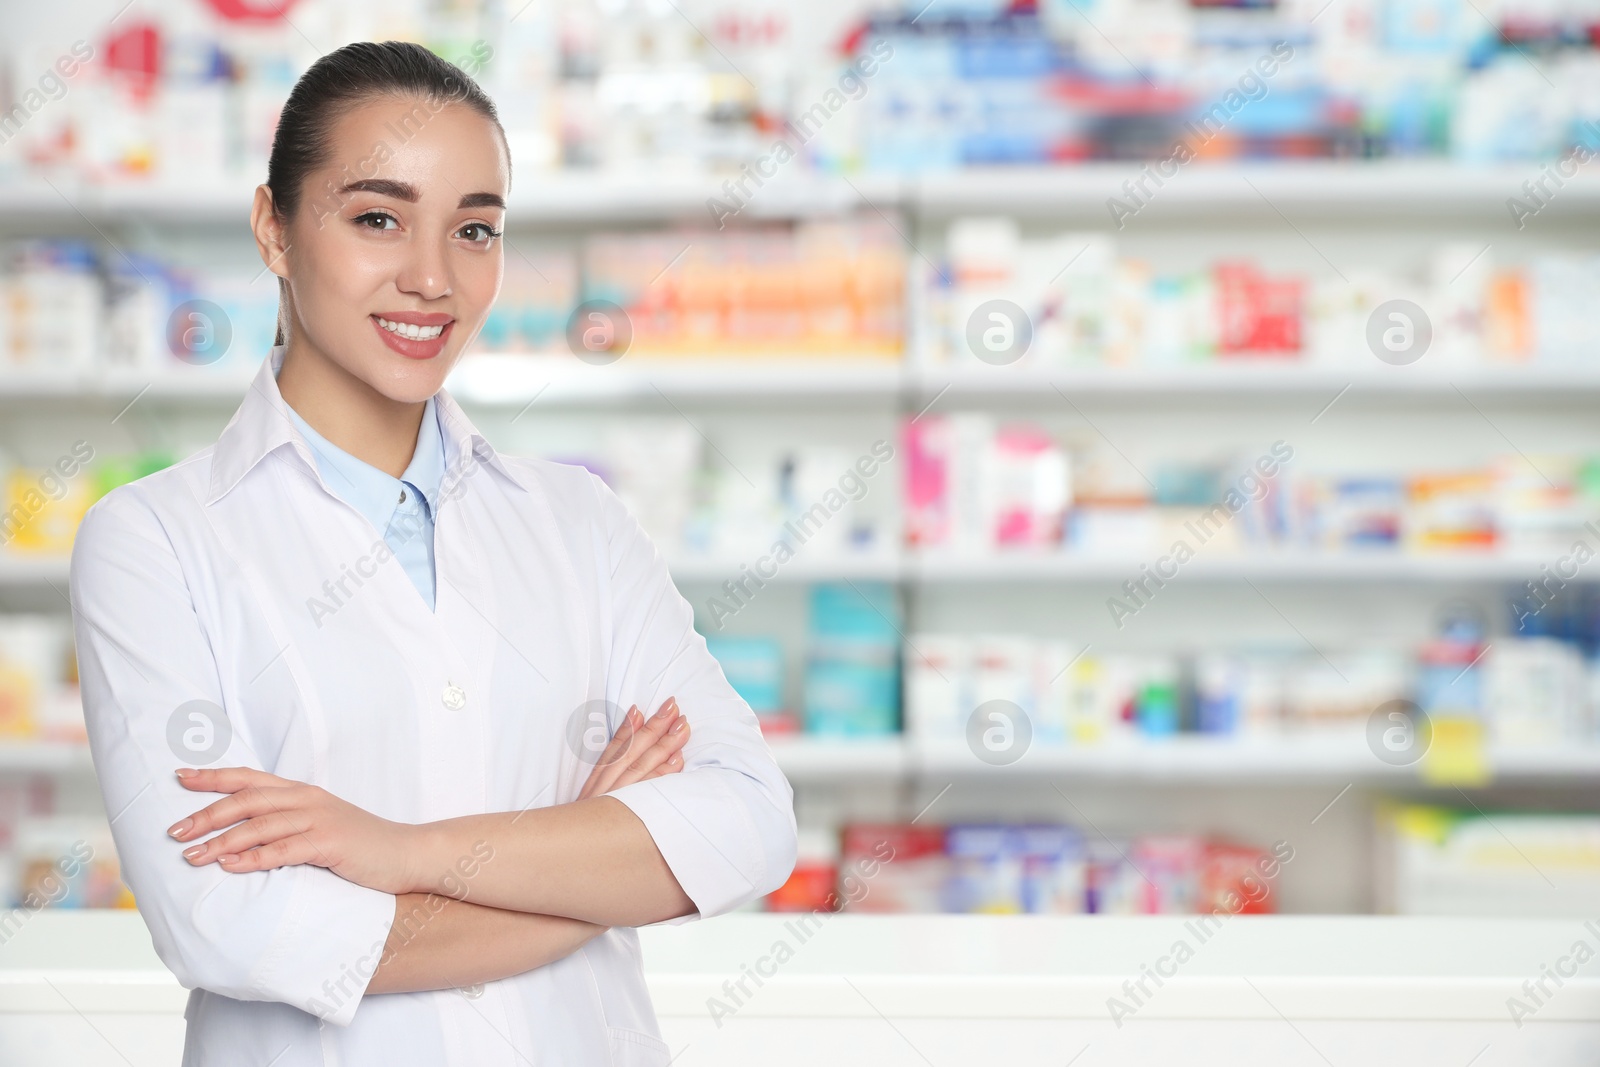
[1106,40,1296,229]
[705,836,895,1028]
[1510,519,1600,632]
[1506,918,1600,1027]
[1107,440,1295,629]
[305,441,491,627]
[0,440,96,548]
[0,840,96,947]
[705,38,895,229]
[307,40,494,228]
[306,838,496,1019]
[1505,121,1600,230]
[1106,838,1295,1027]
[703,439,895,630]
[0,40,94,146]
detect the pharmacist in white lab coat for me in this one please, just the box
[67,41,795,1067]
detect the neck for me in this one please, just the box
[277,339,424,479]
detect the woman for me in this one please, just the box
[68,40,797,1067]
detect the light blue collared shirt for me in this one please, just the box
[280,393,446,610]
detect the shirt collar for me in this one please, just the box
[206,345,530,507]
[282,396,439,534]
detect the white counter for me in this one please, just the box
[1,911,1596,1065]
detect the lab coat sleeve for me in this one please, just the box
[586,472,798,925]
[68,486,397,1027]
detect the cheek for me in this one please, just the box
[294,234,394,337]
[461,256,504,322]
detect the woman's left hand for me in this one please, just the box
[167,767,422,895]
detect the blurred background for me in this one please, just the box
[0,0,1598,924]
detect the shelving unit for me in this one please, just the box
[3,548,1590,589]
[6,158,1600,918]
[18,732,1600,783]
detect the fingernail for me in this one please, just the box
[174,768,196,779]
[670,718,687,734]
[168,818,193,838]
[218,855,238,865]
[183,845,204,860]
[665,697,679,712]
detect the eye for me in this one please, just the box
[353,211,399,231]
[456,221,502,245]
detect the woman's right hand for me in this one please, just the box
[577,696,689,801]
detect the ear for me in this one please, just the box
[250,185,292,281]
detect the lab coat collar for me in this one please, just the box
[207,346,529,506]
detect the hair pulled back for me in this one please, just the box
[264,40,505,346]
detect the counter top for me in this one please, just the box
[1,910,1596,1022]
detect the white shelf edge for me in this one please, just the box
[777,736,1600,782]
[0,552,1577,588]
[10,358,1600,405]
[7,164,1599,221]
[1,731,1594,782]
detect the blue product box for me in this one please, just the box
[703,635,785,715]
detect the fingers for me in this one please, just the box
[612,704,690,789]
[180,810,311,866]
[643,750,685,780]
[589,706,647,773]
[578,698,685,799]
[596,701,673,771]
[211,836,316,874]
[168,783,305,841]
[174,766,287,794]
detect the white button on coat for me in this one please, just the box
[442,683,466,710]
[67,345,798,1067]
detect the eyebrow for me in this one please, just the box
[339,179,505,211]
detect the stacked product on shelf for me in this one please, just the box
[0,616,82,742]
[904,411,1600,561]
[924,224,1597,369]
[0,239,277,378]
[2,449,172,560]
[1378,803,1600,917]
[766,820,1288,916]
[701,583,903,738]
[858,1,1600,168]
[0,779,131,911]
[4,0,1596,188]
[554,425,892,565]
[581,220,907,358]
[0,217,908,381]
[801,583,901,737]
[905,612,1598,748]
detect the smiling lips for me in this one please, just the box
[371,311,454,359]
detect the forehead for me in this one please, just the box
[320,93,509,198]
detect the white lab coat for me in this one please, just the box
[67,345,798,1066]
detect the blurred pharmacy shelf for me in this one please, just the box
[11,359,1600,408]
[783,737,1600,783]
[0,741,94,773]
[5,164,1600,225]
[0,552,1585,589]
[445,355,905,405]
[0,172,910,225]
[909,737,1600,782]
[908,364,1600,399]
[7,733,1600,783]
[905,552,1569,583]
[914,163,1600,217]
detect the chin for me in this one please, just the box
[376,365,454,403]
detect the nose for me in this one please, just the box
[395,233,452,302]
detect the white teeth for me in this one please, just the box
[376,316,445,341]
